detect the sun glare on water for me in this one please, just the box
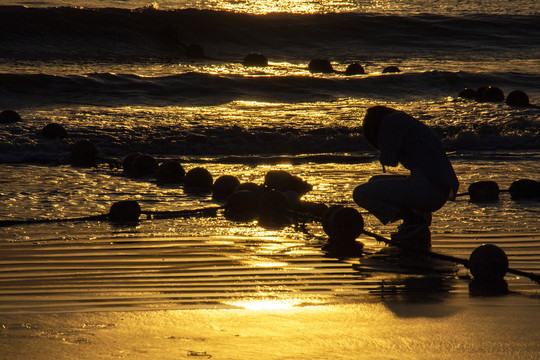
[193,0,357,14]
[227,297,317,310]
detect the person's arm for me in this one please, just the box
[377,113,410,167]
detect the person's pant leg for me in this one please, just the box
[353,173,448,224]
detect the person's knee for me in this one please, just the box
[369,174,408,182]
[353,185,369,206]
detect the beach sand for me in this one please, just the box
[1,231,539,359]
[1,295,539,359]
[0,161,538,359]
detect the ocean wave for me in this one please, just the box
[1,6,538,62]
[1,103,538,165]
[1,70,539,107]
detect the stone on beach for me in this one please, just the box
[467,181,499,203]
[122,153,143,174]
[468,244,508,282]
[185,167,213,188]
[212,175,241,200]
[475,86,504,102]
[108,200,141,223]
[308,59,334,73]
[345,63,365,75]
[264,170,312,195]
[130,154,159,177]
[458,88,477,100]
[382,66,400,73]
[509,179,540,200]
[324,206,364,243]
[224,190,259,221]
[41,123,68,139]
[235,182,263,195]
[0,109,21,124]
[258,189,290,226]
[243,53,268,67]
[156,160,185,184]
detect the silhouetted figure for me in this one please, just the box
[353,106,459,250]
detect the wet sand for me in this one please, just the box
[1,296,539,359]
[1,231,539,359]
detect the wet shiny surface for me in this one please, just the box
[1,160,539,313]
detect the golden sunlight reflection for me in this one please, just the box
[193,62,308,77]
[227,296,323,310]
[212,0,340,14]
[244,257,289,268]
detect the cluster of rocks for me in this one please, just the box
[466,179,540,203]
[458,87,535,107]
[242,53,400,76]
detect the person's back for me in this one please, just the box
[377,111,459,199]
[354,106,460,250]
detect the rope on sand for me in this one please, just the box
[2,197,538,286]
[362,229,540,285]
[0,204,222,227]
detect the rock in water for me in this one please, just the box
[244,53,268,67]
[468,181,499,202]
[509,179,540,200]
[0,110,21,124]
[41,123,68,139]
[185,167,213,188]
[212,175,241,200]
[156,160,185,184]
[308,59,334,73]
[258,190,290,226]
[506,90,530,107]
[224,190,259,221]
[325,206,364,243]
[468,244,508,282]
[345,63,365,75]
[130,154,159,177]
[108,200,141,223]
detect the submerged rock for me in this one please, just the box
[0,110,21,124]
[185,167,213,188]
[244,53,268,67]
[308,59,334,73]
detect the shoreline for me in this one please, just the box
[1,296,539,360]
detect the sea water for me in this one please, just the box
[0,0,538,312]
